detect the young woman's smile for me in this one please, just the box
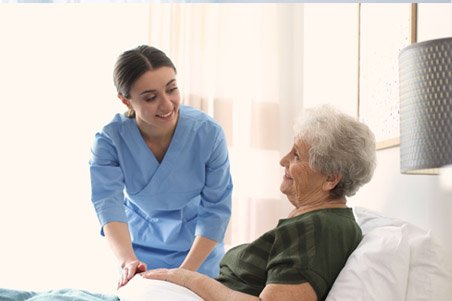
[121,66,181,132]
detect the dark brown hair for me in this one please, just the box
[113,45,177,118]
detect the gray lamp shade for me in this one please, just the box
[399,37,452,174]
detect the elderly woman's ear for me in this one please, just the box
[322,173,342,191]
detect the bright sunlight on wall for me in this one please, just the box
[0,4,150,294]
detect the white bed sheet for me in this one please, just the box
[117,275,203,301]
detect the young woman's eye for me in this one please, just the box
[168,87,178,93]
[145,96,156,102]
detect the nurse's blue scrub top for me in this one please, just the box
[89,105,233,278]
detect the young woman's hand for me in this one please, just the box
[119,260,147,288]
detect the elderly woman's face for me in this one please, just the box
[279,139,326,204]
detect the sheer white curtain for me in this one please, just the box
[0,3,152,294]
[146,3,304,246]
[0,2,303,294]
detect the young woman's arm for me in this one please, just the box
[190,127,233,273]
[103,221,147,288]
[179,236,217,272]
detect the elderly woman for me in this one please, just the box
[131,105,377,301]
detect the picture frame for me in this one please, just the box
[357,3,417,150]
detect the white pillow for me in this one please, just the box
[326,225,410,301]
[406,230,452,301]
[353,206,402,234]
[353,206,452,301]
[117,275,203,301]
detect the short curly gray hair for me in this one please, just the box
[294,105,377,198]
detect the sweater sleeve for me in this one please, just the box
[267,218,314,281]
[266,211,362,301]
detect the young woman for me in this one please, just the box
[89,45,232,288]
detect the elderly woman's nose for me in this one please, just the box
[280,154,288,166]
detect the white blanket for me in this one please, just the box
[117,275,203,301]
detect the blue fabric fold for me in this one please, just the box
[0,288,118,301]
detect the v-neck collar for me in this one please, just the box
[121,106,194,192]
[131,109,182,165]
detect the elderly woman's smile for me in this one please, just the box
[279,139,329,209]
[283,173,293,180]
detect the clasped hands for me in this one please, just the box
[118,260,193,289]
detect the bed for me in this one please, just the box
[1,206,451,301]
[117,206,452,301]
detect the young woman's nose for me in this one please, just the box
[159,93,173,110]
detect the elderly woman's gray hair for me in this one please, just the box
[294,105,376,198]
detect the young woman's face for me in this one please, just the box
[122,67,181,132]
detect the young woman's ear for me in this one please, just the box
[118,94,132,110]
[323,173,342,191]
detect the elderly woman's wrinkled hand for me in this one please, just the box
[140,268,194,288]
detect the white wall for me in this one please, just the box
[351,4,452,254]
[349,147,452,253]
[303,4,359,117]
[0,4,150,294]
[303,3,452,254]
